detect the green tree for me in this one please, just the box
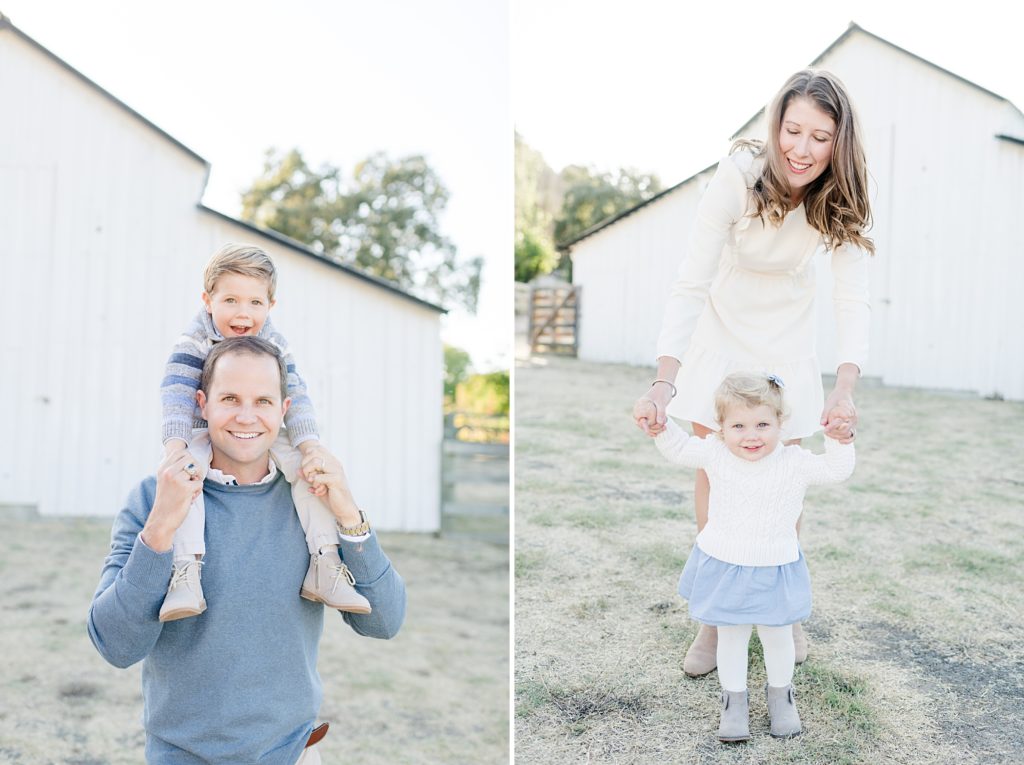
[514,229,558,283]
[514,133,561,283]
[553,166,662,247]
[443,344,472,405]
[241,149,482,312]
[456,371,510,416]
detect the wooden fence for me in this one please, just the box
[528,284,579,356]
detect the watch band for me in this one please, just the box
[336,510,371,537]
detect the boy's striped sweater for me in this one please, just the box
[160,308,319,446]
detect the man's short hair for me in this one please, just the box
[201,336,288,402]
[203,243,278,301]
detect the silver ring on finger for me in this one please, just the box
[183,463,199,478]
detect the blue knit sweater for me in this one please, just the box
[87,473,406,764]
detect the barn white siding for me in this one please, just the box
[0,24,443,529]
[572,170,713,366]
[569,25,1024,399]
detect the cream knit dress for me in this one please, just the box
[656,150,871,439]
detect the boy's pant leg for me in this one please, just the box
[295,744,321,764]
[170,430,212,560]
[269,434,339,554]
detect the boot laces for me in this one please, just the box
[169,559,203,592]
[314,553,356,592]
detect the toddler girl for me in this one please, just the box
[654,372,854,740]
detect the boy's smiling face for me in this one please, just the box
[202,273,275,338]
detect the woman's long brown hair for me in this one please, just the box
[733,69,875,255]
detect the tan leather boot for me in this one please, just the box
[683,623,718,676]
[766,683,802,737]
[717,689,750,742]
[159,559,206,622]
[300,547,371,614]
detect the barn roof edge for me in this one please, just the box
[559,161,719,251]
[197,204,448,314]
[565,21,1023,251]
[0,15,210,170]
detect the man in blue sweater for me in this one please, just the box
[88,336,406,764]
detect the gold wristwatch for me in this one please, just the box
[336,510,371,537]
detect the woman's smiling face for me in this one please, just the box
[777,96,836,203]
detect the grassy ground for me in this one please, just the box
[514,355,1024,765]
[0,512,509,765]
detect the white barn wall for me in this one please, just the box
[573,173,712,365]
[0,26,443,529]
[569,26,1024,399]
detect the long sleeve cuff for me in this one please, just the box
[162,422,195,446]
[124,536,175,593]
[337,531,391,584]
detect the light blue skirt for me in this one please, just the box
[677,544,812,627]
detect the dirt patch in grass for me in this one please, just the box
[515,355,1024,765]
[0,514,508,764]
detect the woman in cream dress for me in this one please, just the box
[632,69,873,676]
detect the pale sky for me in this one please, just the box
[2,0,511,371]
[513,0,1024,186]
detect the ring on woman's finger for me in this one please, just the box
[183,463,199,478]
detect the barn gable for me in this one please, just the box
[567,23,1024,400]
[0,18,445,528]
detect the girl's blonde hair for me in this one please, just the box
[203,243,278,300]
[732,68,875,255]
[714,372,788,426]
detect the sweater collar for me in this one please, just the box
[207,458,278,487]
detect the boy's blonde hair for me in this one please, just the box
[203,243,278,300]
[713,372,788,425]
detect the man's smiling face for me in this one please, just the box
[197,350,290,483]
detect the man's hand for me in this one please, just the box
[141,451,203,552]
[306,447,362,527]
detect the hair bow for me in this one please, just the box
[766,373,786,389]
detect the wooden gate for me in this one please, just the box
[529,285,579,356]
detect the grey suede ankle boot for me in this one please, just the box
[717,689,750,742]
[766,684,802,738]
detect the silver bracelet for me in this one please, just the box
[651,379,677,398]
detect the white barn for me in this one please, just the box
[0,17,445,530]
[566,23,1024,400]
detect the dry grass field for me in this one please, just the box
[0,513,509,764]
[515,356,1024,765]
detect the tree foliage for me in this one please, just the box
[456,371,510,416]
[514,134,662,282]
[553,166,662,247]
[514,133,560,283]
[443,344,473,404]
[241,149,482,312]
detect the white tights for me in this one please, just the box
[716,624,795,692]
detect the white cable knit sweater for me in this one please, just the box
[655,419,855,566]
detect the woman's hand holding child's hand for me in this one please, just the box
[633,386,672,437]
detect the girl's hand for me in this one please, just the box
[821,388,857,444]
[633,385,672,437]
